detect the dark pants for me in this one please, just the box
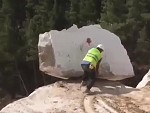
[81,62,96,90]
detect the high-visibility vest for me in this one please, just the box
[83,48,102,68]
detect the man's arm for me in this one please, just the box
[96,59,102,75]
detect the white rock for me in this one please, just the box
[1,81,150,113]
[136,69,150,89]
[38,24,134,80]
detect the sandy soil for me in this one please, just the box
[0,80,150,113]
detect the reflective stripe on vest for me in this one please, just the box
[83,48,102,68]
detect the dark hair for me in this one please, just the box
[96,47,103,52]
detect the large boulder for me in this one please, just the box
[38,24,134,80]
[136,69,150,89]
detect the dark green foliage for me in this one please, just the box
[0,0,150,97]
[101,0,150,66]
[68,0,80,25]
[79,0,101,26]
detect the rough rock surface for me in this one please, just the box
[1,80,150,113]
[38,24,134,80]
[136,69,150,89]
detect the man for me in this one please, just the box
[80,44,104,93]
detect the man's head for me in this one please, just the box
[96,44,104,52]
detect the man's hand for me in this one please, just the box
[96,60,101,77]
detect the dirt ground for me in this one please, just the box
[0,80,150,113]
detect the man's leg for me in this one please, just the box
[80,63,89,88]
[80,71,88,86]
[81,64,89,82]
[82,71,88,81]
[86,69,96,92]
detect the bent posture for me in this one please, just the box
[80,44,104,93]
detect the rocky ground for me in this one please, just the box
[0,80,150,113]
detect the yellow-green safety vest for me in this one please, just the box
[83,48,102,68]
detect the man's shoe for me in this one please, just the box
[83,89,90,94]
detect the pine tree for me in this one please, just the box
[101,0,127,24]
[0,0,27,97]
[79,0,102,26]
[68,0,80,25]
[49,0,70,30]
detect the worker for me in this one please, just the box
[80,44,104,93]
